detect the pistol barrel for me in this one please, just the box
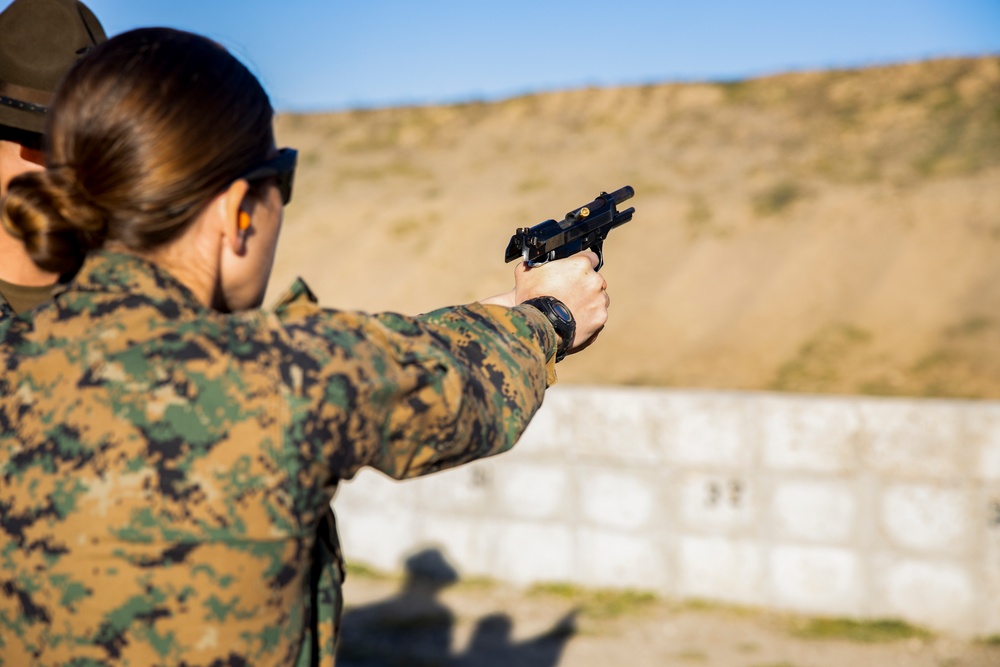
[607,185,635,205]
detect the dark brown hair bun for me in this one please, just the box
[2,164,106,275]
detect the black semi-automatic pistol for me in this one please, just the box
[504,186,635,271]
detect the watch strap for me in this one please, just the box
[522,296,576,362]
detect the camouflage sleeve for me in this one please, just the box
[272,280,558,482]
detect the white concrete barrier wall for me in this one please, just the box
[333,386,1000,638]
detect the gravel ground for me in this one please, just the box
[335,567,1000,667]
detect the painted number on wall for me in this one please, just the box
[706,479,744,508]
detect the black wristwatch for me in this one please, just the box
[523,296,576,362]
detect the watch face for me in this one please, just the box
[551,300,572,322]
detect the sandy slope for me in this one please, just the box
[270,56,1000,399]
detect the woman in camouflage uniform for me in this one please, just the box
[0,28,609,667]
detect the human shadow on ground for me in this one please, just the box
[336,548,577,667]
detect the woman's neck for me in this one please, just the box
[107,224,221,310]
[0,225,58,286]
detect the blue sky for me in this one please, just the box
[70,1,1000,112]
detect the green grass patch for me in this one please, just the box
[585,589,658,619]
[716,79,754,104]
[911,112,993,178]
[771,323,872,393]
[528,582,579,598]
[857,379,902,396]
[789,616,931,643]
[813,154,882,184]
[454,576,498,592]
[678,597,754,616]
[946,316,993,338]
[526,582,658,619]
[752,181,804,217]
[344,561,394,580]
[911,349,958,374]
[908,344,986,399]
[389,212,439,239]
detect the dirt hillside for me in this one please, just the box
[270,56,1000,399]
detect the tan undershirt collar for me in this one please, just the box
[0,276,55,314]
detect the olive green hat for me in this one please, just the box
[0,0,106,140]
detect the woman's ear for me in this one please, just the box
[216,178,253,255]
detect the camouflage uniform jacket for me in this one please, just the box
[0,250,558,666]
[0,292,12,320]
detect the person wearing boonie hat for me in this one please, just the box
[0,0,105,318]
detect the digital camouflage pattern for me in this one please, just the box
[0,294,11,321]
[0,250,558,666]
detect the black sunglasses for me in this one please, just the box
[240,147,298,205]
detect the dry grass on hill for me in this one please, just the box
[271,56,1000,399]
